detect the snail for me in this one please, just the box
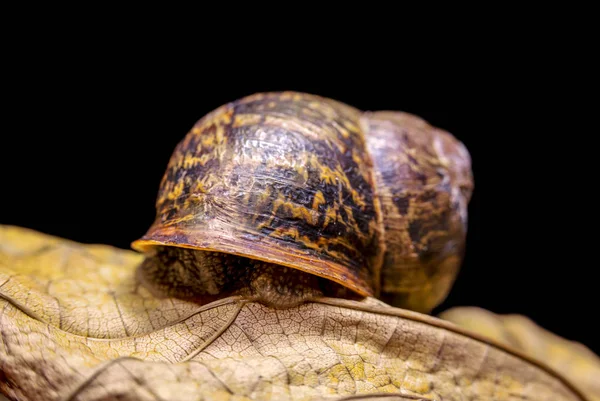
[132,91,473,312]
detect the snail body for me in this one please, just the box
[132,92,473,312]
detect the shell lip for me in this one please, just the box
[131,226,374,298]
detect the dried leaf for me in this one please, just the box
[439,307,600,401]
[0,226,590,401]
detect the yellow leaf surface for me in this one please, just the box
[440,307,600,401]
[0,225,591,401]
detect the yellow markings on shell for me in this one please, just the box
[307,154,367,210]
[308,100,361,138]
[219,107,233,125]
[300,107,321,119]
[249,186,274,225]
[233,114,262,128]
[299,156,309,182]
[267,225,351,261]
[308,101,336,120]
[258,185,272,203]
[302,236,332,251]
[312,191,325,211]
[183,184,209,209]
[255,189,367,255]
[215,122,227,151]
[200,131,215,146]
[308,155,336,186]
[330,119,351,139]
[320,165,340,186]
[161,214,194,226]
[272,196,319,226]
[156,106,233,212]
[342,119,360,135]
[324,206,338,228]
[351,150,363,167]
[270,226,300,242]
[183,154,211,168]
[167,180,185,200]
[192,104,233,135]
[169,152,184,167]
[194,181,207,194]
[194,111,230,162]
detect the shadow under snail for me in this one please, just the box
[131,91,473,313]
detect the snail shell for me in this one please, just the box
[132,91,473,312]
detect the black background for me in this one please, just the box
[2,47,597,355]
